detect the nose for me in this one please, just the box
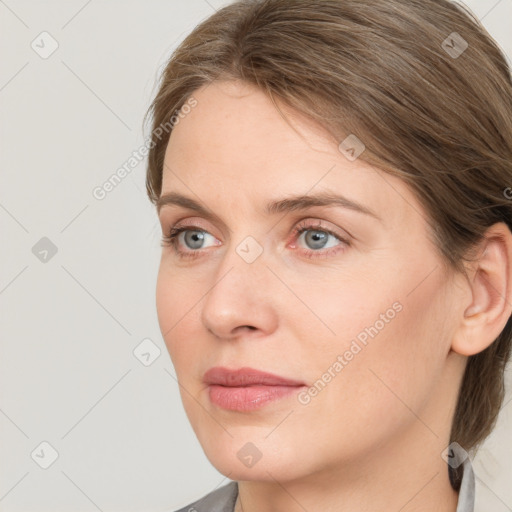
[200,245,279,341]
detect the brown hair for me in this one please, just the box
[144,0,512,489]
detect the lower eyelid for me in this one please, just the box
[167,223,349,256]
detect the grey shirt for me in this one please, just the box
[173,450,476,512]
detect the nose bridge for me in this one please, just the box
[200,235,277,338]
[211,230,269,295]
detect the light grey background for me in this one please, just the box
[0,1,511,511]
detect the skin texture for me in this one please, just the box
[156,80,512,512]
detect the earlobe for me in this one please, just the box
[452,222,512,357]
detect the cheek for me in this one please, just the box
[155,268,175,343]
[288,268,400,357]
[298,264,451,428]
[156,258,200,331]
[155,265,198,366]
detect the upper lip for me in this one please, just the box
[204,367,305,387]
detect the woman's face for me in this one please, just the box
[156,80,465,482]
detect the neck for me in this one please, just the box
[234,428,460,512]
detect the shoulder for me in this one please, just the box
[172,481,238,512]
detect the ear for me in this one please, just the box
[451,222,512,356]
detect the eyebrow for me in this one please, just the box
[157,191,382,224]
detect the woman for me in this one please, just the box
[144,1,512,510]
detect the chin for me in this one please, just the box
[196,429,311,482]
[206,451,298,482]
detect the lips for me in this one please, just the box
[204,367,306,411]
[204,367,305,387]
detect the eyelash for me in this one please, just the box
[160,220,350,260]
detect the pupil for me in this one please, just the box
[186,231,204,249]
[306,230,327,249]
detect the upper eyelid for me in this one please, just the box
[158,202,365,234]
[293,224,349,246]
[158,209,233,236]
[169,221,348,246]
[167,219,340,234]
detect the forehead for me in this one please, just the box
[161,80,424,230]
[165,80,338,171]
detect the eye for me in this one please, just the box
[160,225,220,259]
[295,227,340,250]
[290,220,350,259]
[160,219,350,260]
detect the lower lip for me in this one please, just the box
[208,384,304,411]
